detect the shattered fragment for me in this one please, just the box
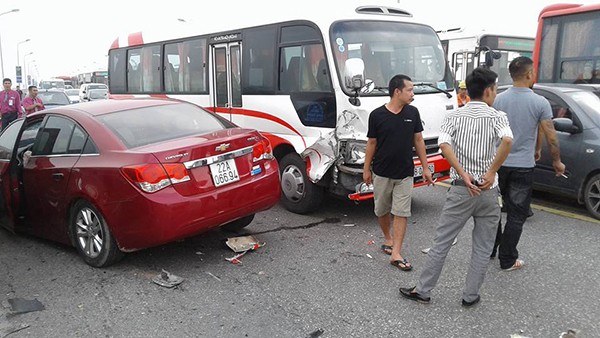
[152,270,184,288]
[7,298,45,314]
[226,235,265,253]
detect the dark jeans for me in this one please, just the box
[1,111,18,131]
[493,166,534,269]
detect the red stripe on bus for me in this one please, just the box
[149,94,169,98]
[110,38,119,49]
[212,107,307,148]
[128,32,144,47]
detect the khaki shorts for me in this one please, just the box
[373,174,413,217]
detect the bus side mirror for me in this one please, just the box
[344,58,365,90]
[484,50,502,68]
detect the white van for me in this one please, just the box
[79,83,108,102]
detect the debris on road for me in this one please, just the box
[205,272,222,282]
[559,329,579,338]
[7,298,45,314]
[152,270,184,288]
[342,223,355,227]
[226,235,264,252]
[225,235,265,264]
[366,254,373,259]
[0,322,30,337]
[367,240,375,245]
[307,328,324,338]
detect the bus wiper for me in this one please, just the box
[373,86,388,93]
[413,82,453,98]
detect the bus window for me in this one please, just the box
[242,26,277,94]
[164,38,207,93]
[230,45,242,107]
[280,45,322,92]
[127,49,142,92]
[109,50,126,93]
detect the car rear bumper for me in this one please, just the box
[104,170,280,251]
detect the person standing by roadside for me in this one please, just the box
[22,85,45,115]
[363,74,434,271]
[400,67,513,306]
[16,85,23,99]
[457,80,471,107]
[1,78,22,131]
[491,56,566,271]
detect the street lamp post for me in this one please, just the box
[27,59,35,86]
[0,9,20,79]
[23,52,33,85]
[16,38,30,86]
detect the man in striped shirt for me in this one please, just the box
[400,68,513,307]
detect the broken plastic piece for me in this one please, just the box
[7,298,45,314]
[225,251,248,264]
[152,269,184,288]
[226,235,265,253]
[307,328,324,338]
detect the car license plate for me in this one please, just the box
[414,163,435,177]
[210,159,240,187]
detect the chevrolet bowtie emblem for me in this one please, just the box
[215,143,230,152]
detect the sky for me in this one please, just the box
[0,0,597,82]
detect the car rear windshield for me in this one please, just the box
[97,102,234,148]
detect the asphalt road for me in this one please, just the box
[1,183,599,338]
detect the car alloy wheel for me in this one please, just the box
[71,200,123,267]
[584,173,600,220]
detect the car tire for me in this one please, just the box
[221,214,255,232]
[584,173,600,220]
[70,200,123,267]
[279,153,324,214]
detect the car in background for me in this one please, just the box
[36,89,71,108]
[0,98,280,267]
[64,89,80,103]
[87,88,108,101]
[498,83,600,219]
[79,83,108,102]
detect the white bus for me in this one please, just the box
[438,29,534,87]
[37,78,66,91]
[107,4,455,214]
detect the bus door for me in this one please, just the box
[210,42,242,120]
[451,51,475,84]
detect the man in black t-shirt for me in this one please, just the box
[363,74,434,271]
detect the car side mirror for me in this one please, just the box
[553,117,579,133]
[344,58,365,90]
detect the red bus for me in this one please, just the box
[534,3,600,84]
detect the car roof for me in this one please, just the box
[498,83,600,94]
[50,98,187,117]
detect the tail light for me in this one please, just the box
[121,163,190,193]
[252,138,274,162]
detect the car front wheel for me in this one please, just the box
[584,173,600,220]
[70,200,123,267]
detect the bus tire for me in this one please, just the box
[279,153,324,214]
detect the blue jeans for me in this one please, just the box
[494,167,534,269]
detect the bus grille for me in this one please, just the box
[413,138,440,158]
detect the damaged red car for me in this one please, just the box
[0,99,280,267]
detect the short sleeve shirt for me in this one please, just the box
[493,87,552,168]
[367,104,423,179]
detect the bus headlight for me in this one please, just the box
[340,140,367,164]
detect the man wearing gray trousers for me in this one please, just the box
[400,67,513,307]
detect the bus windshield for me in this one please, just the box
[331,21,452,95]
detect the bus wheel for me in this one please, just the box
[279,153,324,214]
[584,173,600,220]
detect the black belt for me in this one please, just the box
[451,180,469,187]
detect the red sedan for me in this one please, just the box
[0,99,280,267]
